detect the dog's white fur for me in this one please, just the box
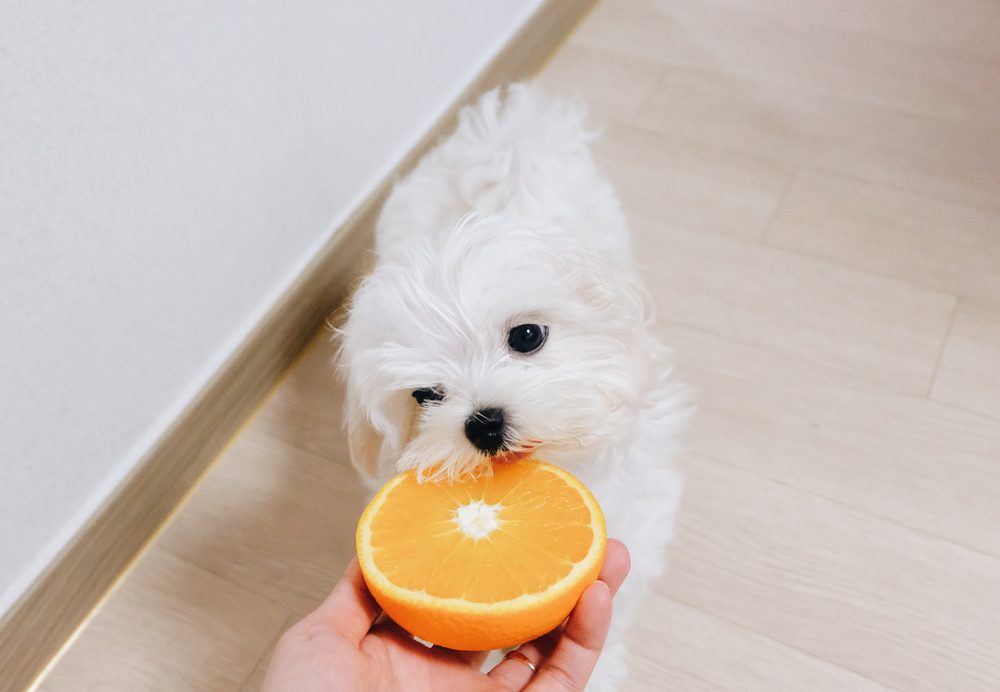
[339,84,688,689]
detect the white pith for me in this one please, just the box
[454,500,502,539]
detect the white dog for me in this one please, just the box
[339,83,688,690]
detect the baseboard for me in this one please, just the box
[0,2,595,690]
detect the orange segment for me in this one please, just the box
[356,460,606,650]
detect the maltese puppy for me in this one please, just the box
[339,83,688,689]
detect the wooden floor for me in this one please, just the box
[38,0,1000,690]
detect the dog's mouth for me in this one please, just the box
[491,449,533,464]
[491,439,542,465]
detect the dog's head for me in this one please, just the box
[339,214,650,482]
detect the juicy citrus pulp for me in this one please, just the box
[355,460,606,650]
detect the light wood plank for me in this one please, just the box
[155,426,367,610]
[239,658,271,692]
[631,219,955,395]
[665,455,1000,691]
[628,596,892,691]
[764,168,1000,318]
[667,0,1000,67]
[39,550,289,692]
[575,0,1000,125]
[632,63,1000,213]
[591,123,794,241]
[535,44,661,123]
[666,324,1000,558]
[959,296,1000,325]
[249,331,348,463]
[930,311,1000,418]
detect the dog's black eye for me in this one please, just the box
[507,324,548,354]
[412,387,445,406]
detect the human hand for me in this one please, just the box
[261,539,630,692]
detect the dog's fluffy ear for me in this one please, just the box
[338,297,415,480]
[558,243,654,329]
[344,380,384,480]
[341,359,414,480]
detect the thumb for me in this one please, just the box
[527,580,612,691]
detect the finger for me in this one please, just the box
[312,557,382,641]
[490,542,628,690]
[488,644,547,690]
[600,539,631,596]
[527,580,613,691]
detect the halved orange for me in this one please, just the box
[356,459,606,651]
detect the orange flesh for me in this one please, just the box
[357,460,606,650]
[371,464,594,601]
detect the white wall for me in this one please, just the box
[0,0,541,615]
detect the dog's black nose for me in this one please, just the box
[464,407,507,454]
